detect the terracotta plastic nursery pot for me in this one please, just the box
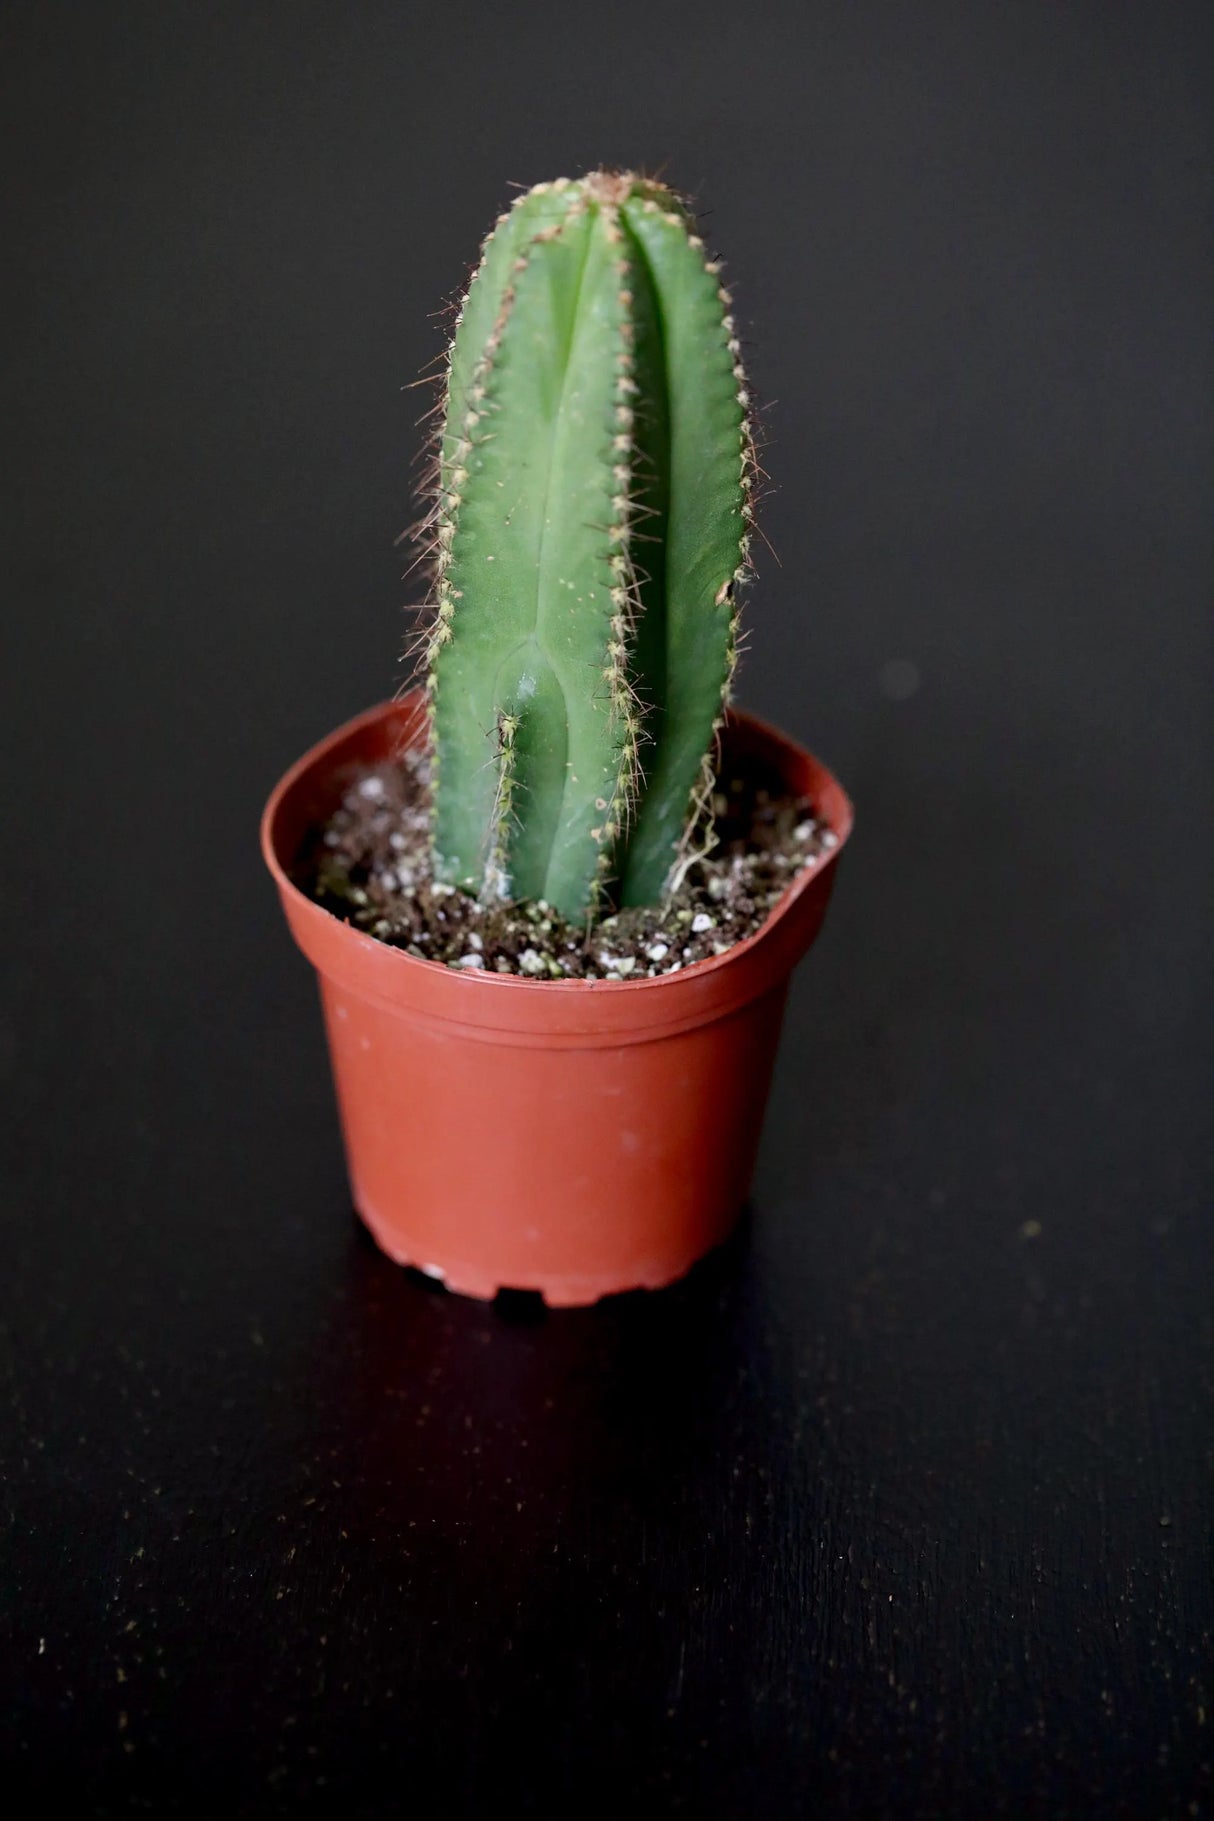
[262,695,853,1306]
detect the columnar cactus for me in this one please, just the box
[424,171,753,921]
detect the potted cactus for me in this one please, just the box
[261,171,853,1305]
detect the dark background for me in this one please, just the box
[3,3,1212,1814]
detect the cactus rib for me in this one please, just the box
[615,196,753,903]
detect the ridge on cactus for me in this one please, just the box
[421,170,754,922]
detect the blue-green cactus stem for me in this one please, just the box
[426,172,752,922]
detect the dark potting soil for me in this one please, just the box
[297,746,838,981]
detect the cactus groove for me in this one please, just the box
[425,171,753,921]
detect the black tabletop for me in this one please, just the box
[4,5,1212,1815]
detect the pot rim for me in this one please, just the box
[262,696,853,1003]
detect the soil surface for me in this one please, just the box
[298,747,837,980]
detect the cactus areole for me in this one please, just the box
[424,171,753,923]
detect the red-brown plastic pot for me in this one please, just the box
[261,695,853,1306]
